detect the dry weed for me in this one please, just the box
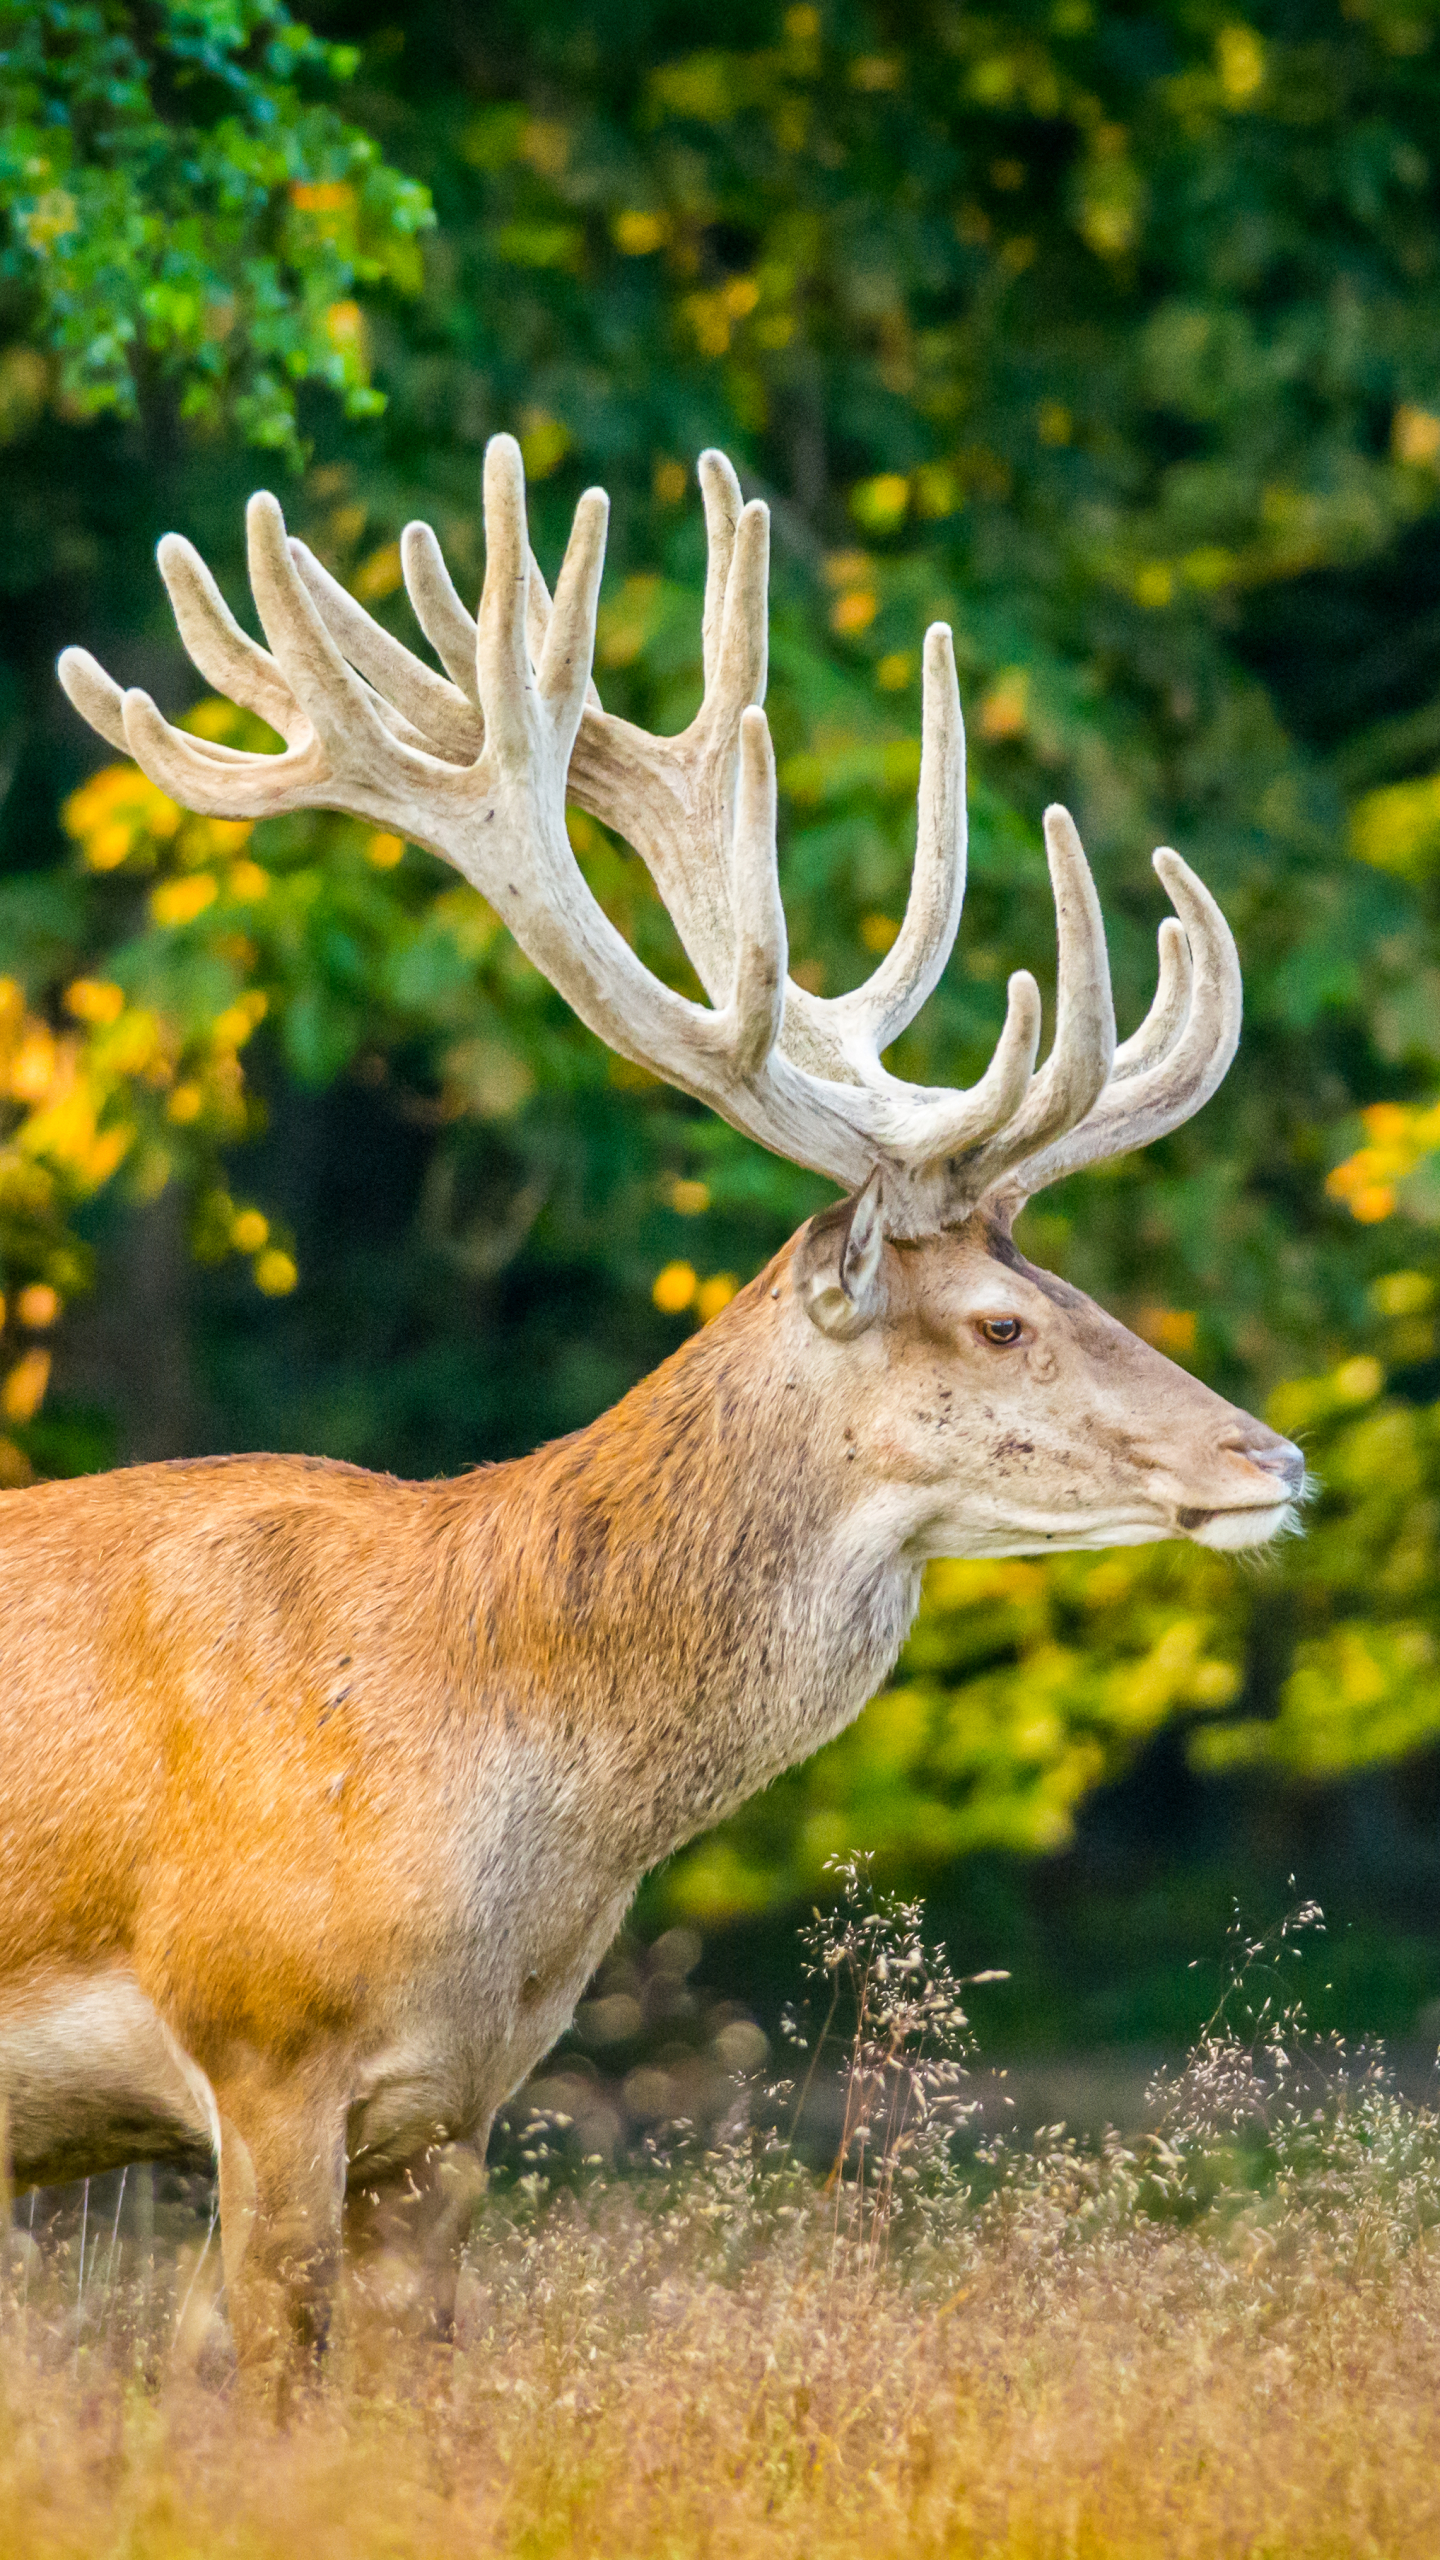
[3,1880,1439,2558]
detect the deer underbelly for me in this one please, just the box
[0,1969,220,2191]
[344,2008,572,2173]
[344,1929,621,2177]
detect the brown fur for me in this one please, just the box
[0,1216,1301,2381]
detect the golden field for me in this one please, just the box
[4,1899,1439,2558]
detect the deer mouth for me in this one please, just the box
[1177,1498,1298,1551]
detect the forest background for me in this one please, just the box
[7,0,1440,2060]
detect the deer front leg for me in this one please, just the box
[344,2129,490,2352]
[214,2068,348,2404]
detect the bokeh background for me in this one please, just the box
[8,0,1440,2092]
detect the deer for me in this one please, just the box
[0,437,1303,2388]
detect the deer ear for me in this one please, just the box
[797,1170,887,1339]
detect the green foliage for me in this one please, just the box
[0,0,431,454]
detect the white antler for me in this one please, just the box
[398,447,1240,1225]
[58,439,1241,1233]
[981,856,1241,1215]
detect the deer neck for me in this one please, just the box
[455,1266,922,1883]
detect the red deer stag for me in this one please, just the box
[1,439,1302,2381]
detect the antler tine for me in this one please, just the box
[156,534,299,740]
[536,489,611,756]
[1146,847,1242,1103]
[525,552,604,718]
[61,487,481,832]
[159,520,465,785]
[57,649,130,756]
[932,805,1115,1202]
[826,623,968,1061]
[401,521,482,704]
[241,497,469,789]
[727,706,788,1077]
[474,436,542,765]
[698,449,744,692]
[244,494,398,767]
[1113,915,1192,1082]
[288,541,481,763]
[561,476,772,1008]
[702,492,770,743]
[644,488,770,994]
[79,531,302,812]
[114,687,320,818]
[875,967,1043,1174]
[987,849,1241,1212]
[57,633,313,780]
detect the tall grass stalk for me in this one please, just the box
[2,1886,1437,2557]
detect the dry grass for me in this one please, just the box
[5,1890,1440,2558]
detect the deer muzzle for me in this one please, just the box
[1175,1420,1307,1550]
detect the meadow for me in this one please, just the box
[4,1889,1440,2560]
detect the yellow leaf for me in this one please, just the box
[830,589,877,635]
[978,671,1028,740]
[1393,404,1440,469]
[653,1261,698,1314]
[518,409,572,480]
[1217,23,1265,105]
[290,182,354,214]
[64,979,124,1026]
[1350,771,1440,879]
[850,473,909,535]
[353,542,402,602]
[8,1028,58,1103]
[696,1273,738,1323]
[613,210,668,255]
[254,1248,298,1296]
[1136,1306,1197,1357]
[151,875,218,928]
[2,1349,50,1424]
[666,1178,710,1215]
[1334,1355,1384,1405]
[324,299,365,353]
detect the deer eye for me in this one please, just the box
[978,1316,1024,1347]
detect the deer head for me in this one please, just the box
[58,439,1303,1559]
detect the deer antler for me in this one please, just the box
[58,440,1241,1234]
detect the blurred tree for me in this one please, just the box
[8,0,1440,1909]
[0,0,431,454]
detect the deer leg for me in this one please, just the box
[344,2130,490,2349]
[213,2074,347,2402]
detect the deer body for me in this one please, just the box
[1,1222,1297,2359]
[0,1263,906,2251]
[10,436,1304,2378]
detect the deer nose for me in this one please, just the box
[1218,1420,1305,1499]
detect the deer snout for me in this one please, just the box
[1216,1419,1306,1501]
[1173,1417,1306,1550]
